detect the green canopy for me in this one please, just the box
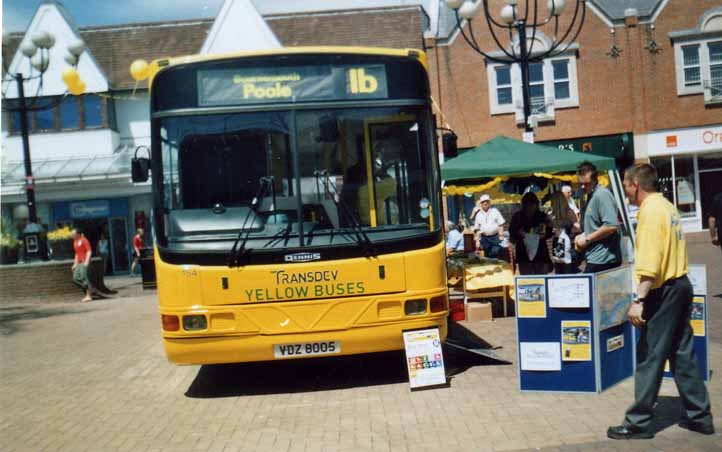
[441,135,616,183]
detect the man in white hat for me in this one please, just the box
[561,185,580,222]
[470,194,505,258]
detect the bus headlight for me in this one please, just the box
[183,315,208,331]
[404,299,426,316]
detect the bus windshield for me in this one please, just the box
[158,105,439,248]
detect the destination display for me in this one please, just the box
[198,65,388,106]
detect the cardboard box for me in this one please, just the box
[465,301,493,322]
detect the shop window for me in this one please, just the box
[34,106,56,131]
[83,94,104,128]
[674,157,696,219]
[60,96,80,130]
[698,152,722,171]
[106,97,118,131]
[652,157,674,204]
[12,111,22,133]
[651,157,697,219]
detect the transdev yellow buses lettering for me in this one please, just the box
[243,269,365,302]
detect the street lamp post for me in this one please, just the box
[3,31,85,261]
[446,0,586,140]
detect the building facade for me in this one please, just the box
[3,0,720,255]
[426,0,722,232]
[1,0,428,270]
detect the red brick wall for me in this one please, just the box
[639,0,722,131]
[428,0,721,148]
[0,260,82,303]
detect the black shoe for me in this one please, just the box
[678,420,715,435]
[607,425,654,440]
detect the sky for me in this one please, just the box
[2,0,430,34]
[2,0,224,33]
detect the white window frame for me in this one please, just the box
[488,64,515,114]
[486,55,579,121]
[674,38,722,96]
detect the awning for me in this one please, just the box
[441,135,616,183]
[1,145,132,185]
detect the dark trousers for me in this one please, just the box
[480,234,501,258]
[585,261,620,273]
[624,276,712,430]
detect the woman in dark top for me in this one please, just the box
[550,191,582,273]
[510,192,553,275]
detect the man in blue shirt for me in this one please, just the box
[446,221,464,255]
[574,162,621,272]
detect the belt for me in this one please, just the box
[481,233,499,237]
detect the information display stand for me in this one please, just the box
[515,266,635,393]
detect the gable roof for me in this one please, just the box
[200,0,280,54]
[2,6,425,91]
[590,0,666,21]
[434,0,668,43]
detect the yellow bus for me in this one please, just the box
[135,47,448,364]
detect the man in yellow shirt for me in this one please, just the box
[607,163,713,440]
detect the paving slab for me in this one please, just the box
[0,234,720,451]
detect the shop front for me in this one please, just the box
[539,133,635,171]
[52,198,135,274]
[645,125,722,232]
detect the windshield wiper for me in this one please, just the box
[314,170,377,257]
[228,176,272,267]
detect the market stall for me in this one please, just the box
[441,135,618,209]
[441,135,632,315]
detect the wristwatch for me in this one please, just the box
[632,294,645,304]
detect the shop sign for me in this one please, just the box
[648,126,722,156]
[69,200,110,219]
[540,134,630,161]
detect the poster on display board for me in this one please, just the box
[688,265,707,295]
[519,342,561,371]
[402,328,447,390]
[561,321,592,361]
[516,278,547,318]
[691,296,705,337]
[548,277,590,308]
[595,266,633,330]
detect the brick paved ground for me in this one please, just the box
[0,234,720,452]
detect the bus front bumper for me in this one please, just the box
[163,317,447,365]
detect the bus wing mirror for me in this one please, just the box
[132,145,151,182]
[442,132,458,159]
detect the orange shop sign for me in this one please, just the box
[666,135,678,147]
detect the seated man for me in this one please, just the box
[470,194,505,258]
[445,221,465,255]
